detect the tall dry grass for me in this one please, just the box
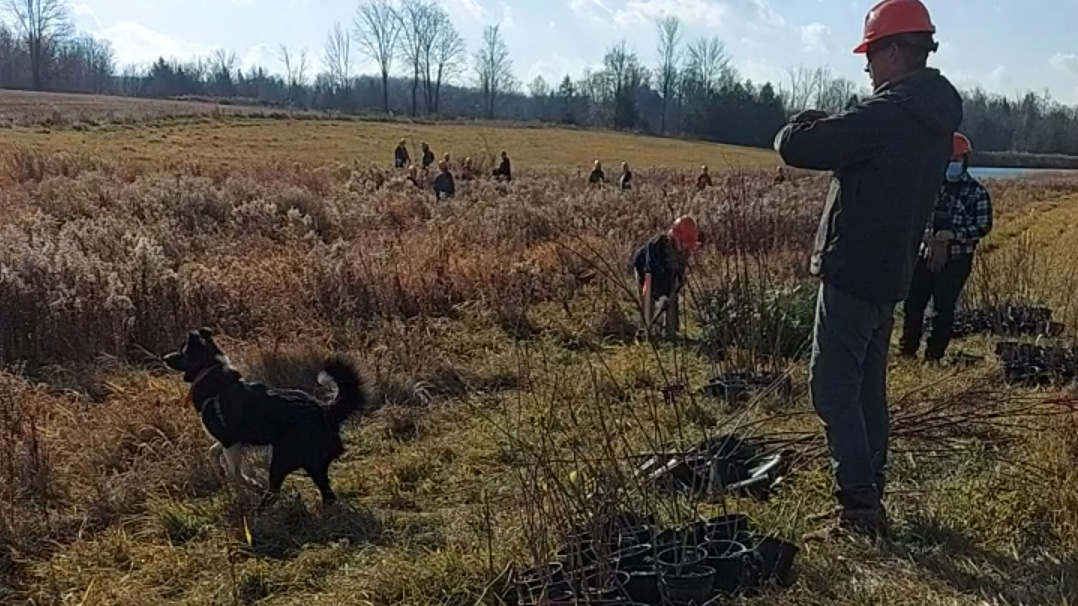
[3,146,1078,604]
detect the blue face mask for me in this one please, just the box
[945,161,964,182]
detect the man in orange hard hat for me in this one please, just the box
[900,132,993,361]
[633,215,699,338]
[773,0,963,541]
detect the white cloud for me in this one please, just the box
[569,0,731,30]
[242,44,280,75]
[747,0,784,28]
[501,2,515,28]
[96,21,213,67]
[799,22,830,53]
[438,0,486,21]
[986,65,1008,92]
[70,3,102,33]
[1050,53,1078,75]
[526,54,595,83]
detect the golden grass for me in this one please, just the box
[2,115,1078,606]
[0,90,777,169]
[2,117,775,170]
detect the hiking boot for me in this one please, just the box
[802,508,888,543]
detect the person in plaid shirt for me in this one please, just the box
[900,132,993,361]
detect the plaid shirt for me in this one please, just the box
[923,172,993,256]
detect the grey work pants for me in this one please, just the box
[810,282,894,512]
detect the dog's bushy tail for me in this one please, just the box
[319,355,370,426]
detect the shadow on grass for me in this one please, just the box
[247,495,381,560]
[888,515,1078,603]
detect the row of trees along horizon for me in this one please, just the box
[2,0,1078,156]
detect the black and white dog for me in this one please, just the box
[163,328,371,506]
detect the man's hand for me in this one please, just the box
[791,109,829,123]
[926,231,954,272]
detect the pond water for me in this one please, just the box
[968,167,1078,180]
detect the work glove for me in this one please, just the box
[791,109,829,123]
[926,230,954,273]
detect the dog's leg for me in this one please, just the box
[208,442,227,481]
[259,454,291,510]
[306,461,338,506]
[220,444,262,491]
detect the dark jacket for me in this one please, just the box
[589,168,605,184]
[433,172,455,199]
[774,68,963,303]
[422,149,435,169]
[494,157,512,181]
[620,170,632,190]
[632,234,686,300]
[394,146,410,168]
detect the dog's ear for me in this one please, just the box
[198,327,215,340]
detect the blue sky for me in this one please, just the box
[67,0,1078,104]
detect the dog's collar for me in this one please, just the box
[186,366,217,405]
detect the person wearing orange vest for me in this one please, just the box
[900,132,993,361]
[632,215,699,338]
[773,0,963,541]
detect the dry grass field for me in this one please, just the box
[3,92,1078,606]
[0,89,776,170]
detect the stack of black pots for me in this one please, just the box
[951,305,1059,339]
[996,340,1078,386]
[510,513,799,605]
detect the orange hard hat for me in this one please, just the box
[670,215,699,254]
[952,132,971,157]
[853,0,935,54]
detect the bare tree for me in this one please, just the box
[279,45,309,104]
[3,0,74,89]
[322,21,353,91]
[655,16,682,135]
[474,24,513,119]
[782,65,812,113]
[782,65,854,113]
[355,0,401,114]
[602,41,647,130]
[426,9,465,113]
[209,48,237,96]
[685,36,731,96]
[397,0,437,117]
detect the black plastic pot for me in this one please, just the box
[703,513,750,542]
[515,579,575,606]
[655,526,706,550]
[614,523,654,547]
[656,545,708,572]
[556,534,597,569]
[706,539,749,595]
[515,562,566,601]
[625,569,660,604]
[660,564,717,605]
[752,535,800,587]
[609,542,652,571]
[580,569,630,603]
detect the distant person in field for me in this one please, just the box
[619,162,633,190]
[900,132,993,362]
[394,139,410,169]
[442,152,452,169]
[588,160,606,185]
[433,160,456,200]
[493,151,512,182]
[632,215,699,339]
[421,142,435,170]
[696,165,713,190]
[406,164,421,188]
[461,156,475,181]
[773,0,962,542]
